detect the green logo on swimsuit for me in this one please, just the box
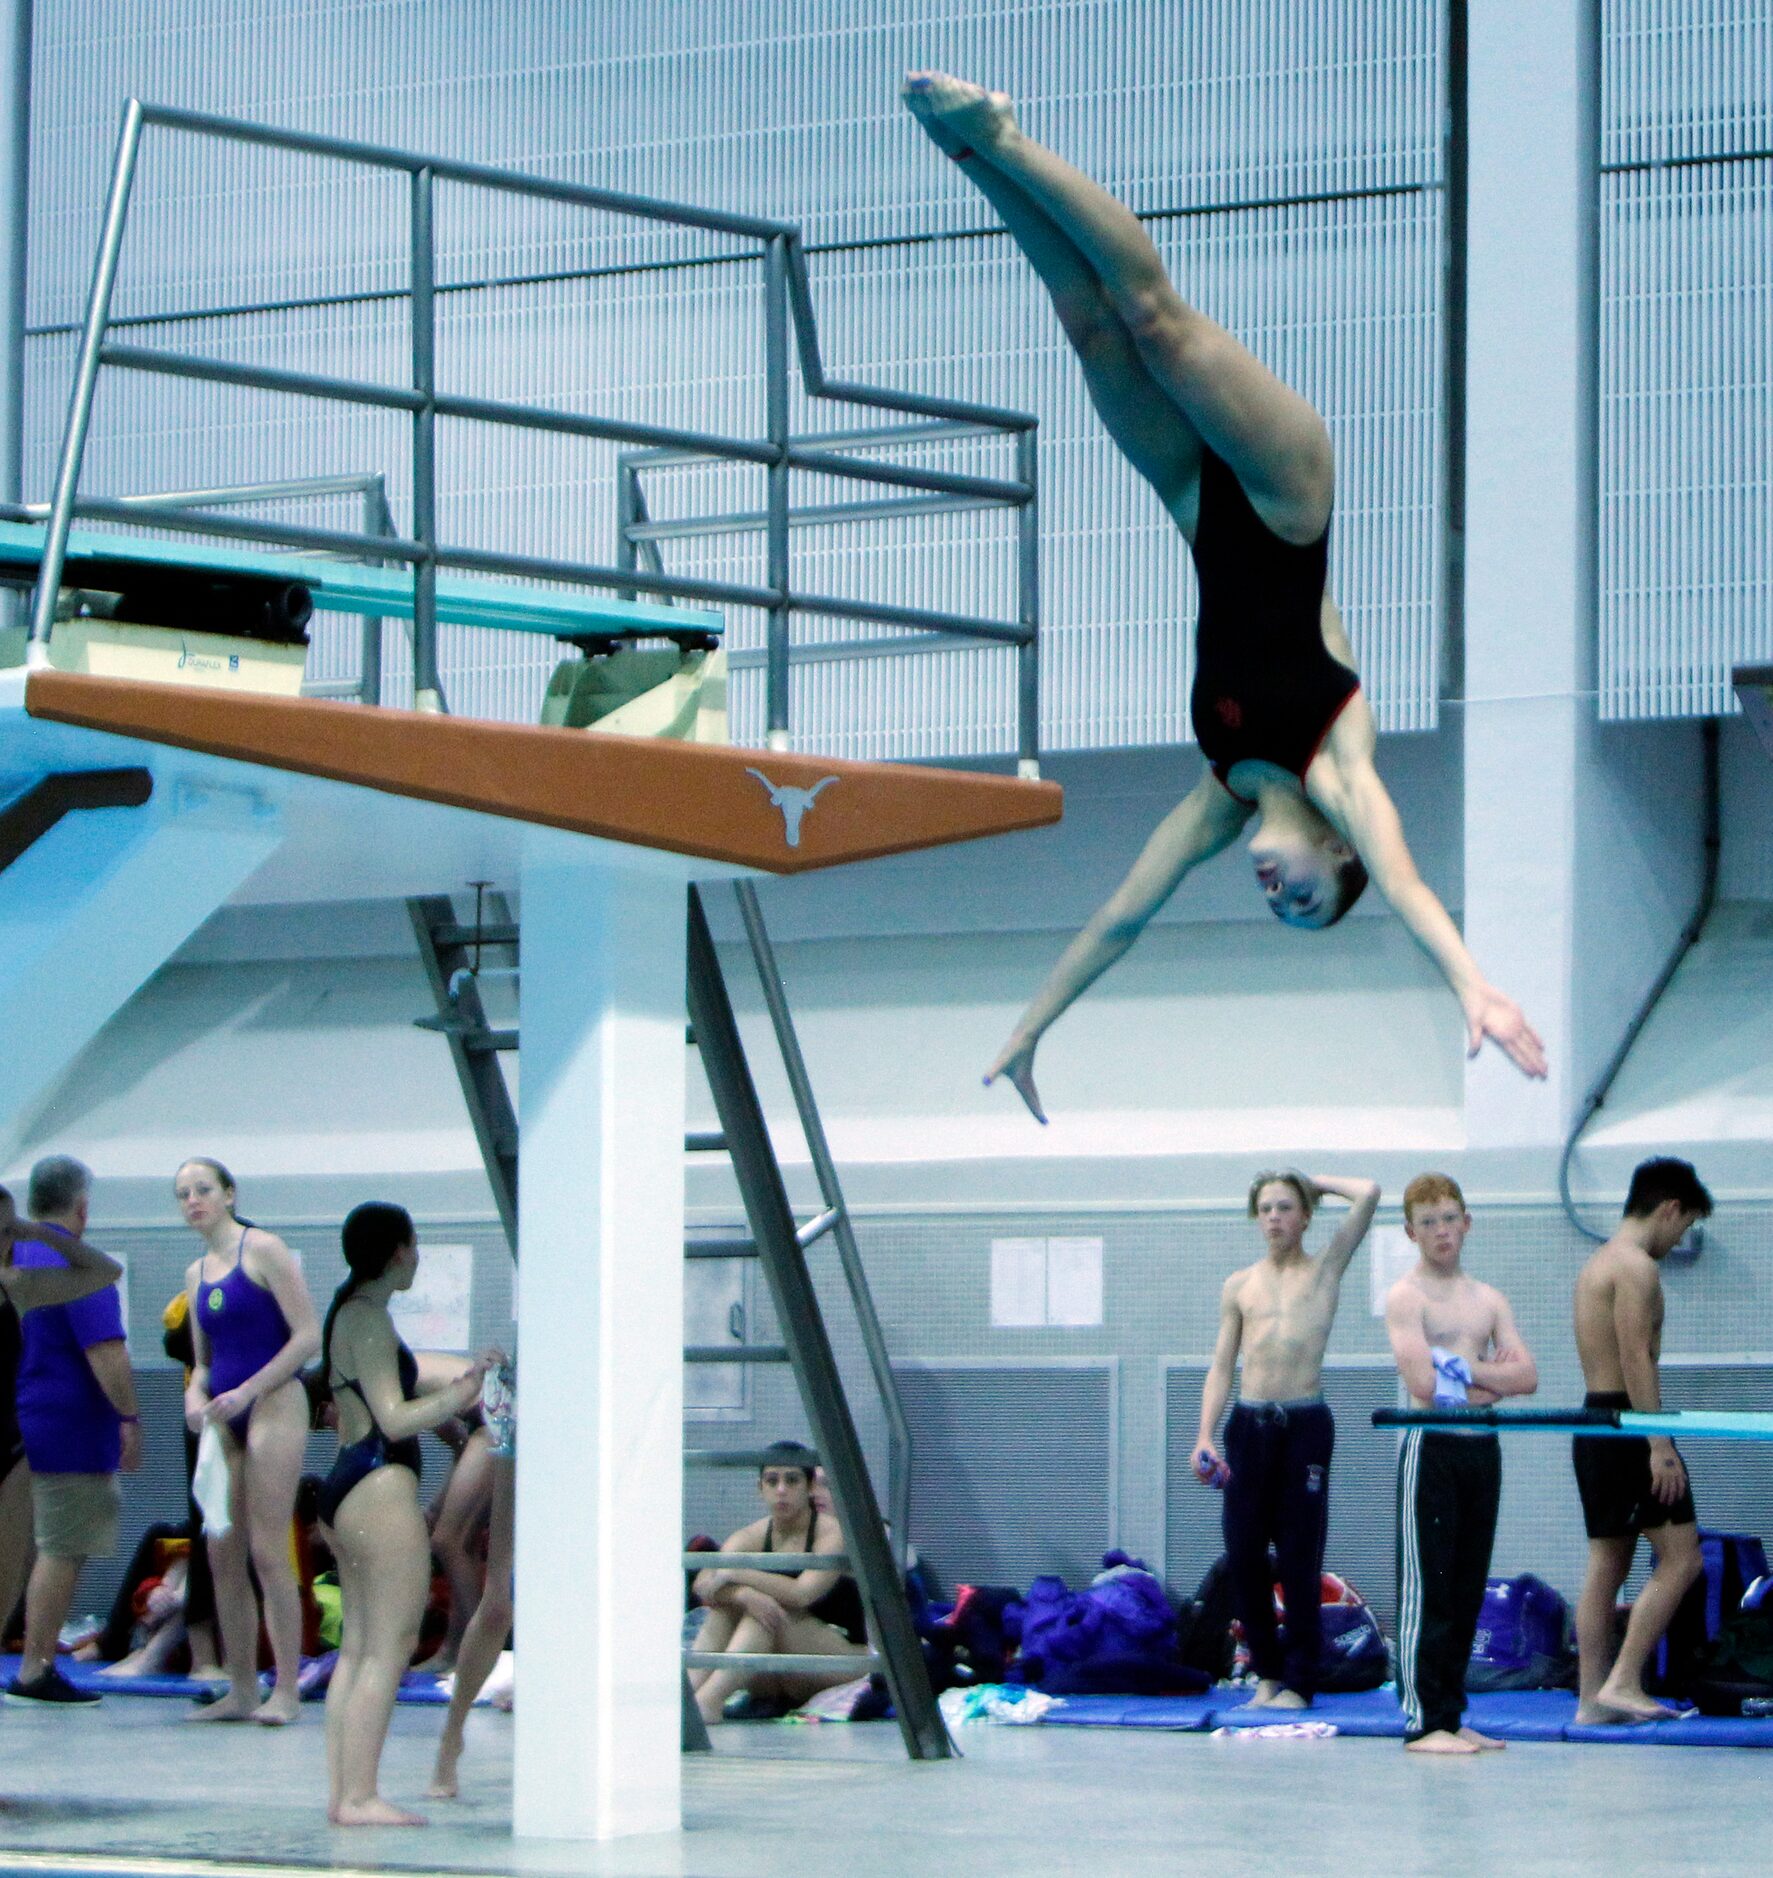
[207,1286,225,1314]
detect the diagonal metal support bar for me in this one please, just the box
[409,891,519,1253]
[686,886,950,1762]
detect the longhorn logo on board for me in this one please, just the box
[745,768,839,848]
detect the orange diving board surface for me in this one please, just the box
[24,672,1061,874]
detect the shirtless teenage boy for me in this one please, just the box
[1571,1157,1712,1725]
[1193,1171,1380,1707]
[1386,1174,1537,1755]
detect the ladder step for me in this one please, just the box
[684,1651,879,1675]
[685,1236,757,1260]
[796,1206,840,1250]
[683,1551,849,1571]
[685,1130,727,1153]
[432,920,519,947]
[413,1016,519,1052]
[684,1344,788,1364]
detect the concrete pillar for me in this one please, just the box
[1462,0,1597,1179]
[512,839,687,1840]
[1461,0,1704,1198]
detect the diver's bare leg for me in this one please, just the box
[906,82,1196,511]
[906,71,1331,539]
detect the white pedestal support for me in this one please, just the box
[512,840,688,1841]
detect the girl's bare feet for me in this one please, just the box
[254,1688,301,1726]
[332,1796,427,1828]
[189,1688,259,1723]
[1458,1725,1506,1750]
[427,1738,462,1801]
[902,71,1017,155]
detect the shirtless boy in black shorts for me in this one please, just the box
[1571,1158,1712,1724]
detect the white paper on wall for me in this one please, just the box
[1045,1236,1105,1328]
[390,1243,473,1353]
[990,1238,1047,1328]
[1367,1224,1419,1318]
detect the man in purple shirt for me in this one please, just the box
[5,1156,140,1708]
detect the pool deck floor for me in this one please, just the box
[0,1695,1766,1877]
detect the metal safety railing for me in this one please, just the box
[26,100,1042,770]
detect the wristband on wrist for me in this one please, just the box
[120,1413,140,1424]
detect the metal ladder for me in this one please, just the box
[408,882,950,1761]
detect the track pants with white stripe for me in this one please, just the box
[1395,1429,1500,1740]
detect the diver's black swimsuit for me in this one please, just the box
[319,1340,424,1527]
[1187,446,1358,804]
[762,1514,868,1647]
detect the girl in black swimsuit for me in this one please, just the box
[689,1440,871,1724]
[318,1202,487,1828]
[902,74,1546,1118]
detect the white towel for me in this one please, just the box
[192,1421,232,1539]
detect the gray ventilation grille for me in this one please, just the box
[1166,1361,1400,1623]
[894,1362,1114,1590]
[1598,3,1773,719]
[1659,1362,1773,1546]
[24,0,1448,758]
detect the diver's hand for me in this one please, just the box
[1464,984,1547,1079]
[985,1034,1048,1124]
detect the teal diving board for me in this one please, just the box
[0,519,721,641]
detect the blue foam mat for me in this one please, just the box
[0,1652,451,1706]
[1044,1694,1217,1731]
[1045,1685,1773,1746]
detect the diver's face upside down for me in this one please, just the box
[1248,804,1366,931]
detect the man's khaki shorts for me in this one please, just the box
[31,1471,120,1560]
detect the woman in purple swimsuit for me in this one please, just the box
[179,1157,320,1724]
[901,74,1546,1120]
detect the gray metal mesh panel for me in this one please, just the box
[892,1361,1113,1589]
[1599,4,1773,719]
[1660,1362,1773,1545]
[27,1,1446,321]
[1602,2,1773,168]
[1164,1360,1399,1621]
[24,0,1448,756]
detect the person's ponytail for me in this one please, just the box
[321,1201,415,1380]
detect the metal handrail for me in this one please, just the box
[732,880,915,1572]
[27,99,1042,766]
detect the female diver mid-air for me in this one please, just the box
[901,73,1545,1121]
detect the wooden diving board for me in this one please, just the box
[24,671,1061,875]
[0,518,718,640]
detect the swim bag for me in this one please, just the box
[1650,1530,1771,1698]
[1467,1574,1574,1692]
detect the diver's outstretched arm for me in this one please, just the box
[986,778,1252,1120]
[1327,761,1547,1078]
